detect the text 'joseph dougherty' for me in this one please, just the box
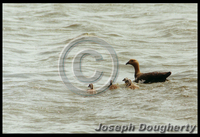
[95,123,196,133]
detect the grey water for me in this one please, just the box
[3,4,197,133]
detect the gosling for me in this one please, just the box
[87,83,96,94]
[108,80,119,90]
[122,77,131,87]
[123,78,139,90]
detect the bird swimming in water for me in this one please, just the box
[126,59,171,83]
[108,80,119,90]
[122,77,139,90]
[87,83,96,94]
[122,77,131,87]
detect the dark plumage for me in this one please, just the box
[126,59,171,83]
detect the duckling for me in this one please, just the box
[122,77,131,87]
[87,83,96,94]
[108,80,119,90]
[128,79,139,90]
[128,80,139,90]
[123,78,139,90]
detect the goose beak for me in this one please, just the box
[126,61,130,65]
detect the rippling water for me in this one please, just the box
[3,4,197,133]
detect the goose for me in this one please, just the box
[126,59,171,83]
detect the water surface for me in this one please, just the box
[3,4,197,133]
